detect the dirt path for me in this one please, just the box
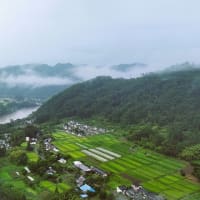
[183,163,199,183]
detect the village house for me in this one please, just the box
[80,194,88,199]
[44,138,52,144]
[73,161,91,172]
[63,120,107,136]
[0,133,11,149]
[132,184,142,192]
[26,136,37,145]
[27,176,34,182]
[116,185,165,200]
[91,166,107,177]
[16,171,20,176]
[43,138,59,152]
[53,147,59,153]
[58,158,66,164]
[24,166,31,173]
[80,184,95,193]
[30,138,37,145]
[46,166,56,175]
[76,175,86,187]
[116,185,128,194]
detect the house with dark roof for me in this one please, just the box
[91,166,107,177]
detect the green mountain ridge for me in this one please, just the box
[35,69,200,155]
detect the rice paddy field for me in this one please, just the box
[53,131,200,200]
[40,180,71,193]
[0,158,40,200]
[0,157,72,200]
[27,152,39,163]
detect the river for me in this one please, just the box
[0,107,39,124]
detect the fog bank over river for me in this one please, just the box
[0,107,39,124]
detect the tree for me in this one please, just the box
[24,125,38,138]
[0,146,6,157]
[9,148,27,165]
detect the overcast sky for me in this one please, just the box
[0,0,200,68]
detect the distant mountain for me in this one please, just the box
[1,62,197,101]
[0,63,80,100]
[0,62,148,100]
[162,62,199,73]
[0,63,76,77]
[112,63,146,72]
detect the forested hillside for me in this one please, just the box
[35,69,200,155]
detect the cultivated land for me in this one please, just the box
[0,158,40,199]
[0,157,72,200]
[52,131,200,200]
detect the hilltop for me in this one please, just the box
[35,69,200,155]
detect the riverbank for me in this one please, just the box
[0,107,39,124]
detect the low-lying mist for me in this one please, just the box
[0,62,197,88]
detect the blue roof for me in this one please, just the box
[80,184,95,192]
[80,194,88,198]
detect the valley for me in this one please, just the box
[1,0,199,199]
[0,98,40,120]
[0,106,39,124]
[0,120,200,200]
[1,69,200,200]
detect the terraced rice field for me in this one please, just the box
[89,149,115,160]
[81,147,120,162]
[0,159,39,200]
[82,149,108,162]
[40,180,71,193]
[27,152,39,163]
[0,157,71,199]
[53,131,200,200]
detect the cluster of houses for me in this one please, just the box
[73,161,107,177]
[116,185,165,200]
[14,126,164,199]
[19,166,35,182]
[43,138,59,152]
[26,136,37,145]
[0,133,10,149]
[73,160,108,198]
[63,121,107,136]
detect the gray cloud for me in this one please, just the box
[0,61,197,88]
[73,65,149,80]
[0,0,200,68]
[0,63,162,88]
[0,73,74,88]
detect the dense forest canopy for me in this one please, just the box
[35,69,200,155]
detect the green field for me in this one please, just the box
[40,180,71,193]
[0,156,71,200]
[53,131,200,200]
[0,159,39,200]
[27,152,39,163]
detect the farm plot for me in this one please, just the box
[52,132,200,200]
[89,149,115,160]
[53,140,80,152]
[81,147,121,162]
[0,159,40,199]
[96,147,121,158]
[26,152,39,163]
[40,180,71,193]
[82,150,108,162]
